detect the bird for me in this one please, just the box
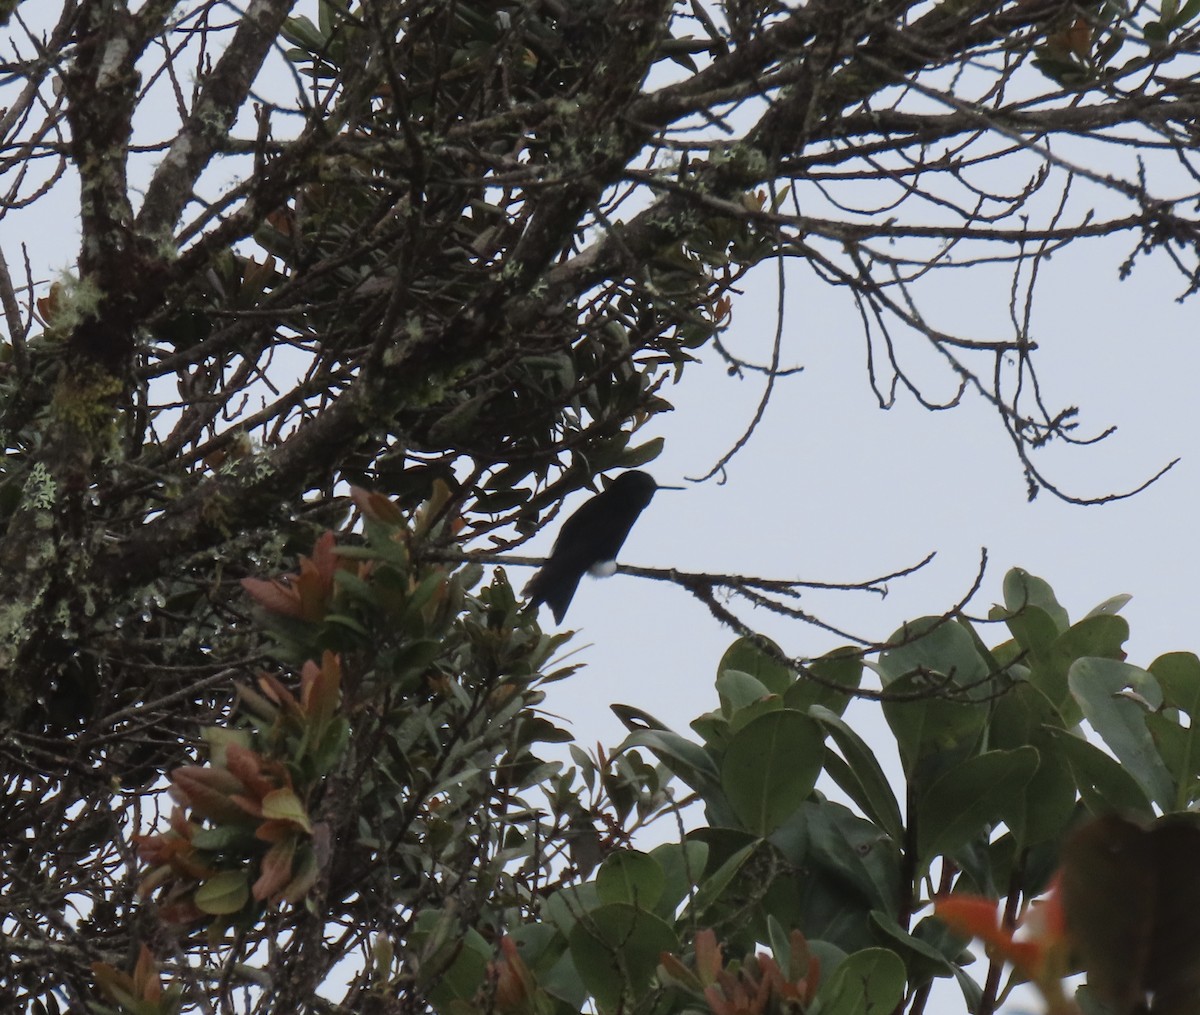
[524,471,674,623]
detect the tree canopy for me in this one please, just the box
[4,0,1200,1013]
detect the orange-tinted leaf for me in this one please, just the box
[91,961,137,1008]
[490,935,536,1010]
[261,787,312,833]
[293,555,331,622]
[224,744,288,799]
[310,530,339,581]
[301,651,342,724]
[694,928,722,984]
[253,837,296,901]
[257,671,301,717]
[279,844,320,903]
[265,207,294,237]
[934,895,1004,940]
[170,766,247,823]
[1065,18,1092,57]
[36,282,63,325]
[133,944,162,1002]
[659,952,702,990]
[350,485,404,525]
[240,575,304,618]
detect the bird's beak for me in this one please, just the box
[656,484,685,491]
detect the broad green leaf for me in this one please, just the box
[1145,710,1200,809]
[782,868,877,955]
[916,747,1039,866]
[878,617,990,690]
[194,871,250,915]
[997,602,1061,663]
[1150,651,1200,715]
[728,693,785,733]
[812,947,906,1015]
[1028,614,1130,719]
[616,728,721,797]
[990,679,1063,747]
[686,839,757,919]
[990,686,1077,845]
[721,710,824,835]
[1068,658,1173,810]
[541,946,590,1010]
[809,704,903,841]
[619,436,664,468]
[545,883,602,937]
[870,911,954,986]
[191,825,254,851]
[718,636,794,695]
[568,903,678,1012]
[1084,593,1132,619]
[880,675,988,778]
[1044,727,1154,820]
[716,669,773,716]
[412,914,491,1004]
[509,924,568,974]
[804,802,902,913]
[649,840,708,919]
[596,850,664,909]
[786,648,863,717]
[1003,568,1070,632]
[1009,729,1077,847]
[878,619,991,773]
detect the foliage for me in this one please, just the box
[32,504,1200,1015]
[6,1,1200,1013]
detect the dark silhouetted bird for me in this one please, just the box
[525,471,670,622]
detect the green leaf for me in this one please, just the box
[1010,729,1077,848]
[282,15,326,51]
[596,850,665,909]
[785,648,862,717]
[411,913,491,1004]
[878,619,991,773]
[803,802,902,913]
[1145,690,1200,810]
[649,840,708,919]
[718,637,794,695]
[1028,614,1130,719]
[721,710,824,835]
[616,729,721,798]
[1084,593,1132,618]
[990,679,1062,747]
[1150,651,1200,716]
[1068,658,1173,809]
[996,599,1061,662]
[716,669,773,716]
[809,704,903,841]
[618,436,664,468]
[812,947,906,1015]
[880,676,988,778]
[916,747,1039,866]
[878,618,990,690]
[261,788,312,832]
[546,883,602,938]
[686,840,757,918]
[568,903,679,1012]
[194,871,250,915]
[870,911,954,986]
[1044,727,1154,820]
[1003,568,1070,633]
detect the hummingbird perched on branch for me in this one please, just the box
[524,471,680,623]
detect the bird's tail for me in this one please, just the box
[524,564,582,624]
